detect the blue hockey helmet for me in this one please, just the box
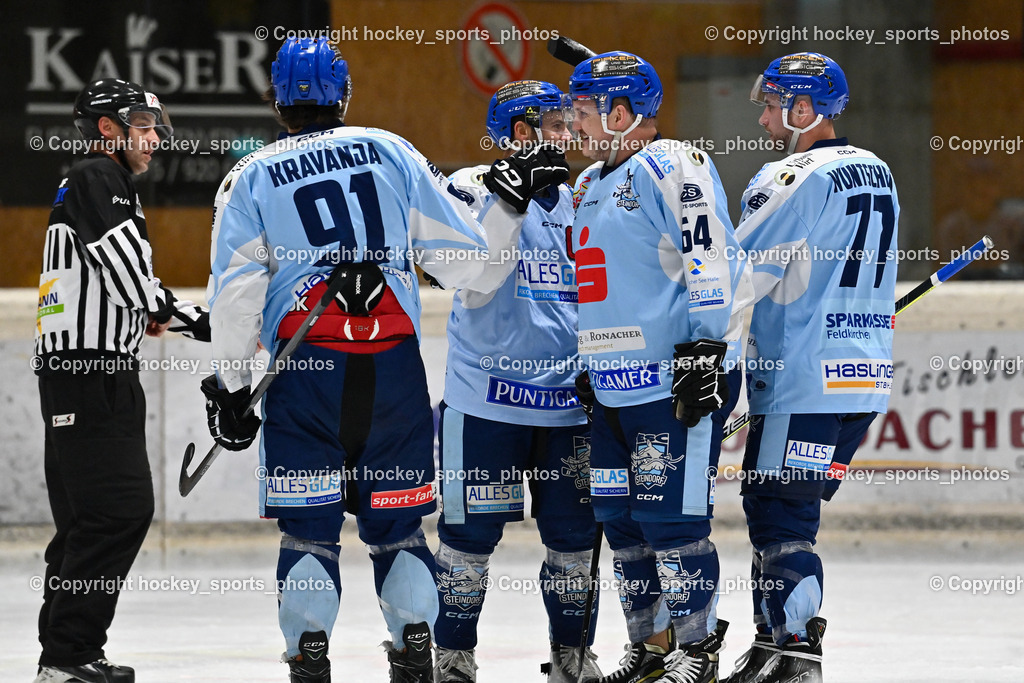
[568,51,663,118]
[272,37,352,107]
[753,52,849,119]
[486,80,569,149]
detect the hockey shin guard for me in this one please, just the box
[367,528,440,650]
[760,541,823,644]
[655,539,720,645]
[277,534,342,658]
[541,548,598,647]
[433,542,491,650]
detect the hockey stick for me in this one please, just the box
[721,235,995,441]
[576,521,603,683]
[547,36,597,67]
[178,266,351,496]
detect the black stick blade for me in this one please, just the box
[547,36,597,67]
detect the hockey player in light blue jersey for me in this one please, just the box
[201,38,568,683]
[432,80,602,683]
[568,52,753,683]
[722,53,900,683]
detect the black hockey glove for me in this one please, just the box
[334,262,386,315]
[483,143,570,214]
[200,374,261,451]
[575,371,596,424]
[168,300,211,342]
[671,338,730,428]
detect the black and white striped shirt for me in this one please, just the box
[34,154,206,371]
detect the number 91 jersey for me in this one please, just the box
[571,141,752,409]
[207,126,513,391]
[736,141,900,416]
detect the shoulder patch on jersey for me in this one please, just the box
[679,183,703,203]
[687,149,706,167]
[746,192,770,210]
[774,169,797,186]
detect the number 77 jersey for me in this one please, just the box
[735,140,900,415]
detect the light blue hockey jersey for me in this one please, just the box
[571,140,753,408]
[208,126,525,392]
[736,138,900,415]
[443,165,586,427]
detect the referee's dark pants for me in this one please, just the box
[37,369,154,667]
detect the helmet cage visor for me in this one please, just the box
[120,102,173,141]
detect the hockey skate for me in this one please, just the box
[594,640,670,683]
[33,659,135,683]
[657,619,728,683]
[720,632,779,683]
[434,647,478,682]
[750,618,824,683]
[285,630,331,683]
[383,621,433,683]
[541,641,602,682]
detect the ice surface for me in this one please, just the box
[3,523,1023,682]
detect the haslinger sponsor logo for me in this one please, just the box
[590,468,628,495]
[370,484,435,509]
[820,358,894,394]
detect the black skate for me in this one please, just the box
[383,621,433,683]
[751,618,824,683]
[658,619,728,683]
[33,659,135,682]
[594,640,671,683]
[286,630,331,683]
[435,647,477,682]
[541,641,602,682]
[721,632,779,683]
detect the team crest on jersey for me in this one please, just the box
[437,565,487,610]
[562,436,592,492]
[613,169,641,211]
[632,433,684,490]
[774,169,796,186]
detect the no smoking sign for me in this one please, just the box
[460,3,531,97]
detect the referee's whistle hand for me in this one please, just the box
[146,316,172,338]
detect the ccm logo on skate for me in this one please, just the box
[370,484,434,509]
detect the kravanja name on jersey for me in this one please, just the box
[266,140,383,187]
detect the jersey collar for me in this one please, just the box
[807,136,849,151]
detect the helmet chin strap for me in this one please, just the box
[601,112,645,167]
[781,106,823,154]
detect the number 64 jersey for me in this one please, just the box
[735,139,900,416]
[572,141,753,409]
